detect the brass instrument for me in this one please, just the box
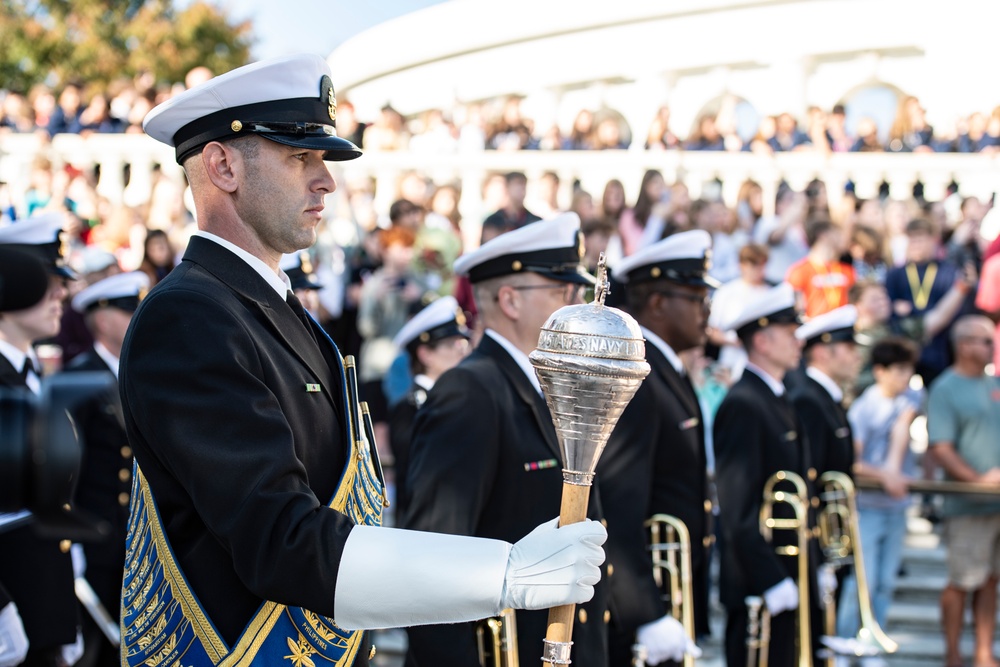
[745,596,770,667]
[748,470,812,667]
[632,514,696,667]
[475,608,519,667]
[817,471,898,655]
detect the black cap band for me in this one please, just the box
[467,245,595,285]
[86,296,141,313]
[804,325,858,349]
[2,241,76,280]
[735,305,802,338]
[624,257,720,288]
[405,320,470,355]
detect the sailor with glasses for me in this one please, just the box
[402,213,612,667]
[598,230,717,666]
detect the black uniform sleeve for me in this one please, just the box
[598,384,666,632]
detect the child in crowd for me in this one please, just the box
[836,337,922,643]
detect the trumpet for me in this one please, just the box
[817,471,897,656]
[631,514,697,667]
[747,470,812,667]
[475,608,519,667]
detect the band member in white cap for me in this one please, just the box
[403,213,610,667]
[713,283,820,667]
[0,212,81,667]
[121,54,606,667]
[388,296,470,521]
[789,305,862,477]
[599,230,715,665]
[62,271,149,666]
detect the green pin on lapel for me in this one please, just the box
[305,383,321,393]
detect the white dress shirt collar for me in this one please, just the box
[745,362,786,397]
[93,341,120,379]
[194,231,291,298]
[641,326,685,375]
[413,374,435,392]
[484,329,542,395]
[0,339,40,395]
[806,366,843,403]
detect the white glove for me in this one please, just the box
[763,577,799,615]
[818,565,838,596]
[500,517,606,611]
[61,630,84,666]
[0,603,28,667]
[71,544,87,579]
[636,614,702,665]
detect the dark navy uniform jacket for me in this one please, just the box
[598,336,711,662]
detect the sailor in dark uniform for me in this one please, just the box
[62,271,149,666]
[402,213,611,667]
[121,54,606,667]
[387,296,469,523]
[788,305,861,477]
[0,213,81,666]
[713,283,820,667]
[599,230,716,666]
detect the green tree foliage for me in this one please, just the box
[0,0,254,93]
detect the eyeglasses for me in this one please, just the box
[508,283,584,305]
[655,289,710,307]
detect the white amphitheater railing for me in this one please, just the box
[3,132,999,229]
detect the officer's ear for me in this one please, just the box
[202,141,239,194]
[495,284,521,321]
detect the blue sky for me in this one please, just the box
[199,1,447,60]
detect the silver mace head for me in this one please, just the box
[529,253,650,486]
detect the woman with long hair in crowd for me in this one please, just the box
[138,228,175,287]
[619,169,669,255]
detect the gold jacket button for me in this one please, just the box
[119,493,130,507]
[119,469,131,483]
[603,610,611,623]
[121,446,132,458]
[59,539,71,553]
[369,645,376,659]
[807,468,818,481]
[578,609,587,624]
[607,564,614,577]
[811,497,820,509]
[703,536,714,547]
[703,499,713,512]
[600,519,608,528]
[812,526,822,538]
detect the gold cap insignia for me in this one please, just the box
[299,252,313,275]
[455,309,467,327]
[231,120,243,132]
[650,267,662,278]
[328,88,337,122]
[512,260,523,271]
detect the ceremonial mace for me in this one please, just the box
[530,255,650,665]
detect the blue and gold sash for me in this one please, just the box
[120,354,385,667]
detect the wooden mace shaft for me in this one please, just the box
[543,482,592,664]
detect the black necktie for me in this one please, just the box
[20,357,36,382]
[286,291,317,342]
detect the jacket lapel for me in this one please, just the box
[479,335,562,460]
[0,353,25,389]
[181,237,336,411]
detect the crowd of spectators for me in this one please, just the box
[6,72,1000,154]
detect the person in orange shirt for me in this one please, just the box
[786,217,855,317]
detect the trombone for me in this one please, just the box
[475,608,519,667]
[747,470,812,667]
[817,471,898,656]
[632,514,697,667]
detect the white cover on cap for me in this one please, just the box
[0,212,65,245]
[614,229,712,283]
[392,296,461,349]
[278,252,304,272]
[453,212,581,278]
[794,305,857,341]
[71,271,149,313]
[719,282,798,332]
[143,53,330,145]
